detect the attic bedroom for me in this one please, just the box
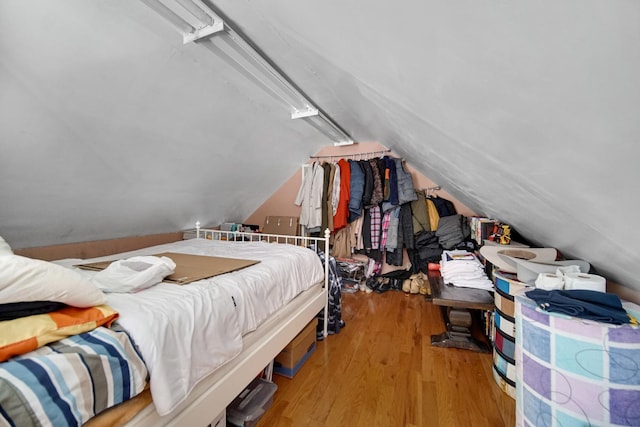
[1,1,639,426]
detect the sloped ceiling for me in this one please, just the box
[1,1,639,292]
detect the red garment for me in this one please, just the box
[333,158,350,230]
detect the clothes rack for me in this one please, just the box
[309,149,391,161]
[419,186,441,196]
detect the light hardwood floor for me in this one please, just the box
[259,290,516,427]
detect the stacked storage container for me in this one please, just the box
[492,269,530,399]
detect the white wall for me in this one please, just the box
[1,0,639,292]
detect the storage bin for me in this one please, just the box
[491,269,530,399]
[206,408,225,427]
[273,320,316,378]
[227,377,277,427]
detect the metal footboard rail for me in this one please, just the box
[194,221,331,338]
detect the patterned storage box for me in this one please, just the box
[515,293,640,427]
[492,270,531,399]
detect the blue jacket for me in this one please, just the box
[348,160,364,222]
[395,158,418,205]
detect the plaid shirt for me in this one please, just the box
[370,205,381,250]
[380,210,391,248]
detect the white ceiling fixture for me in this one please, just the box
[291,108,355,146]
[141,0,354,146]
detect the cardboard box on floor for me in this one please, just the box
[273,320,316,378]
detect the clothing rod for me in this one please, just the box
[310,149,391,160]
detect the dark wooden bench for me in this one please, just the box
[429,275,494,353]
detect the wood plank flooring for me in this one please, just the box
[259,290,516,427]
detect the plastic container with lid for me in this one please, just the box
[227,377,278,427]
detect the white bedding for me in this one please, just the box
[55,238,324,416]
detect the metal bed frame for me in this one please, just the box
[126,224,330,426]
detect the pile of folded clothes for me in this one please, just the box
[439,250,493,290]
[435,214,470,249]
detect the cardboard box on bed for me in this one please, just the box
[75,252,259,285]
[273,320,316,378]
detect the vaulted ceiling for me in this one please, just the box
[1,1,639,293]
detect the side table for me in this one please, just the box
[429,275,494,353]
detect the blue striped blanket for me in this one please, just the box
[0,326,148,426]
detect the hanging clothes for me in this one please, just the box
[426,197,440,231]
[348,160,364,223]
[411,190,430,234]
[360,160,374,209]
[377,157,386,190]
[362,207,372,250]
[333,158,350,231]
[294,164,313,228]
[395,158,418,205]
[374,210,392,275]
[370,205,382,250]
[332,225,352,259]
[380,210,391,249]
[323,162,336,232]
[383,156,399,205]
[368,158,384,207]
[321,162,332,232]
[399,203,415,250]
[314,247,345,339]
[385,206,401,251]
[360,205,382,251]
[384,203,414,266]
[350,215,365,251]
[295,162,324,232]
[330,162,340,223]
[430,195,457,218]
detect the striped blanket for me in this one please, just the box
[0,326,147,426]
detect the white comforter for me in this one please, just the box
[56,238,324,415]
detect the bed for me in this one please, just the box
[1,226,330,426]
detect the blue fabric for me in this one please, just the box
[348,159,364,222]
[0,327,146,427]
[359,160,373,209]
[384,156,398,205]
[430,196,457,217]
[394,158,418,205]
[0,301,66,321]
[525,289,632,325]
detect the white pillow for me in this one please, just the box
[0,235,12,256]
[0,254,106,307]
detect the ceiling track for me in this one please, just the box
[141,0,354,145]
